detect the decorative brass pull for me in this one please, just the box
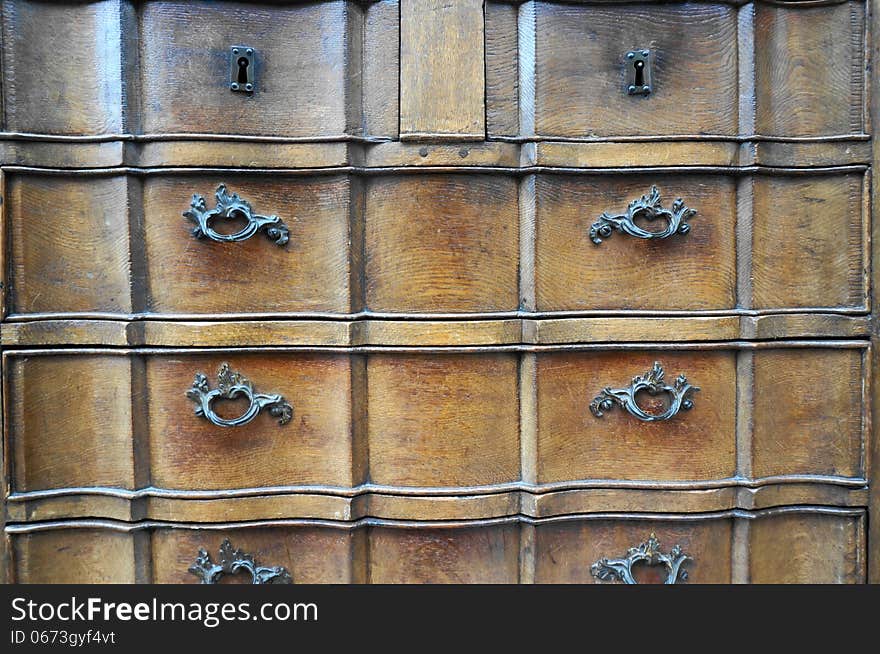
[184,184,289,245]
[186,363,292,428]
[591,534,690,585]
[590,186,695,245]
[189,539,292,584]
[590,361,699,422]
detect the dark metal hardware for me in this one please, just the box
[626,49,652,95]
[590,186,696,245]
[230,46,255,93]
[590,361,699,422]
[184,184,289,246]
[189,540,292,584]
[186,363,292,428]
[592,534,690,584]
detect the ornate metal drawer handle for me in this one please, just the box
[590,361,699,422]
[591,534,690,585]
[184,184,289,245]
[186,363,292,427]
[590,185,695,244]
[189,539,292,584]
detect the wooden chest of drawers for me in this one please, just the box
[1,0,877,584]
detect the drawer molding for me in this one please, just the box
[589,361,699,422]
[591,533,690,585]
[589,185,695,245]
[187,363,293,427]
[189,539,292,585]
[184,184,290,246]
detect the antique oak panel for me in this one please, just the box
[143,174,354,315]
[365,175,519,313]
[751,170,868,311]
[535,174,737,311]
[367,353,520,487]
[6,173,131,316]
[399,0,485,140]
[752,348,866,480]
[7,354,135,492]
[369,525,520,583]
[1,0,123,135]
[148,352,354,490]
[140,0,358,137]
[12,529,136,584]
[534,518,734,584]
[151,527,354,584]
[749,511,865,583]
[536,350,737,483]
[754,0,867,138]
[532,2,739,137]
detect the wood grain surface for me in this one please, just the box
[147,353,355,489]
[7,174,132,315]
[1,0,123,135]
[140,0,355,136]
[367,353,520,487]
[533,2,739,137]
[755,1,866,137]
[7,508,866,584]
[365,174,519,312]
[399,0,485,140]
[535,173,737,311]
[143,174,355,314]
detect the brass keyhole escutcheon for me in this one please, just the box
[230,46,255,93]
[625,49,652,96]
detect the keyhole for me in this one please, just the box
[237,57,250,85]
[633,60,645,87]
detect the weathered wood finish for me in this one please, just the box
[365,174,519,313]
[140,0,360,137]
[143,174,355,314]
[399,0,486,140]
[532,2,740,137]
[1,167,869,319]
[1,0,123,135]
[4,343,869,498]
[5,508,866,584]
[0,0,876,584]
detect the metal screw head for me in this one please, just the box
[627,85,637,93]
[230,83,239,90]
[626,52,635,59]
[641,49,649,56]
[232,48,239,55]
[418,147,429,157]
[642,85,651,93]
[246,48,253,55]
[245,83,253,92]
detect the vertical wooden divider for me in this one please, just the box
[399,0,486,141]
[869,0,879,584]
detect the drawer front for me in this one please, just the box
[511,0,867,139]
[536,345,867,484]
[6,351,356,492]
[535,169,867,312]
[8,509,865,583]
[140,0,357,137]
[531,2,739,138]
[4,172,356,317]
[3,168,867,318]
[4,343,867,496]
